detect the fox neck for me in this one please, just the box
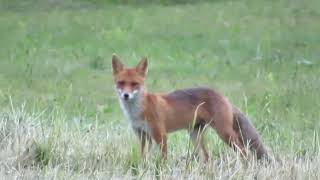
[118,88,145,123]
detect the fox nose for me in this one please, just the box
[123,93,129,100]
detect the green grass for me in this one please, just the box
[0,0,319,179]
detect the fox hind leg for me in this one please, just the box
[189,122,209,162]
[217,128,248,159]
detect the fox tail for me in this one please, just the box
[232,106,269,160]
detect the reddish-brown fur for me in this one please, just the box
[112,55,269,161]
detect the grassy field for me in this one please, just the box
[0,0,319,179]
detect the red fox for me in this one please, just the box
[112,55,269,161]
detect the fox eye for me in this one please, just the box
[131,82,138,87]
[118,81,125,86]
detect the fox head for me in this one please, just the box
[112,55,148,102]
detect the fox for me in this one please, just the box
[112,55,269,161]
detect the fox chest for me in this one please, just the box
[119,100,151,134]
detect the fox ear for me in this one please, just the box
[136,57,148,77]
[112,54,124,75]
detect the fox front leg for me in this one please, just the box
[134,129,152,157]
[151,126,168,160]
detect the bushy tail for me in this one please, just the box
[232,106,269,160]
